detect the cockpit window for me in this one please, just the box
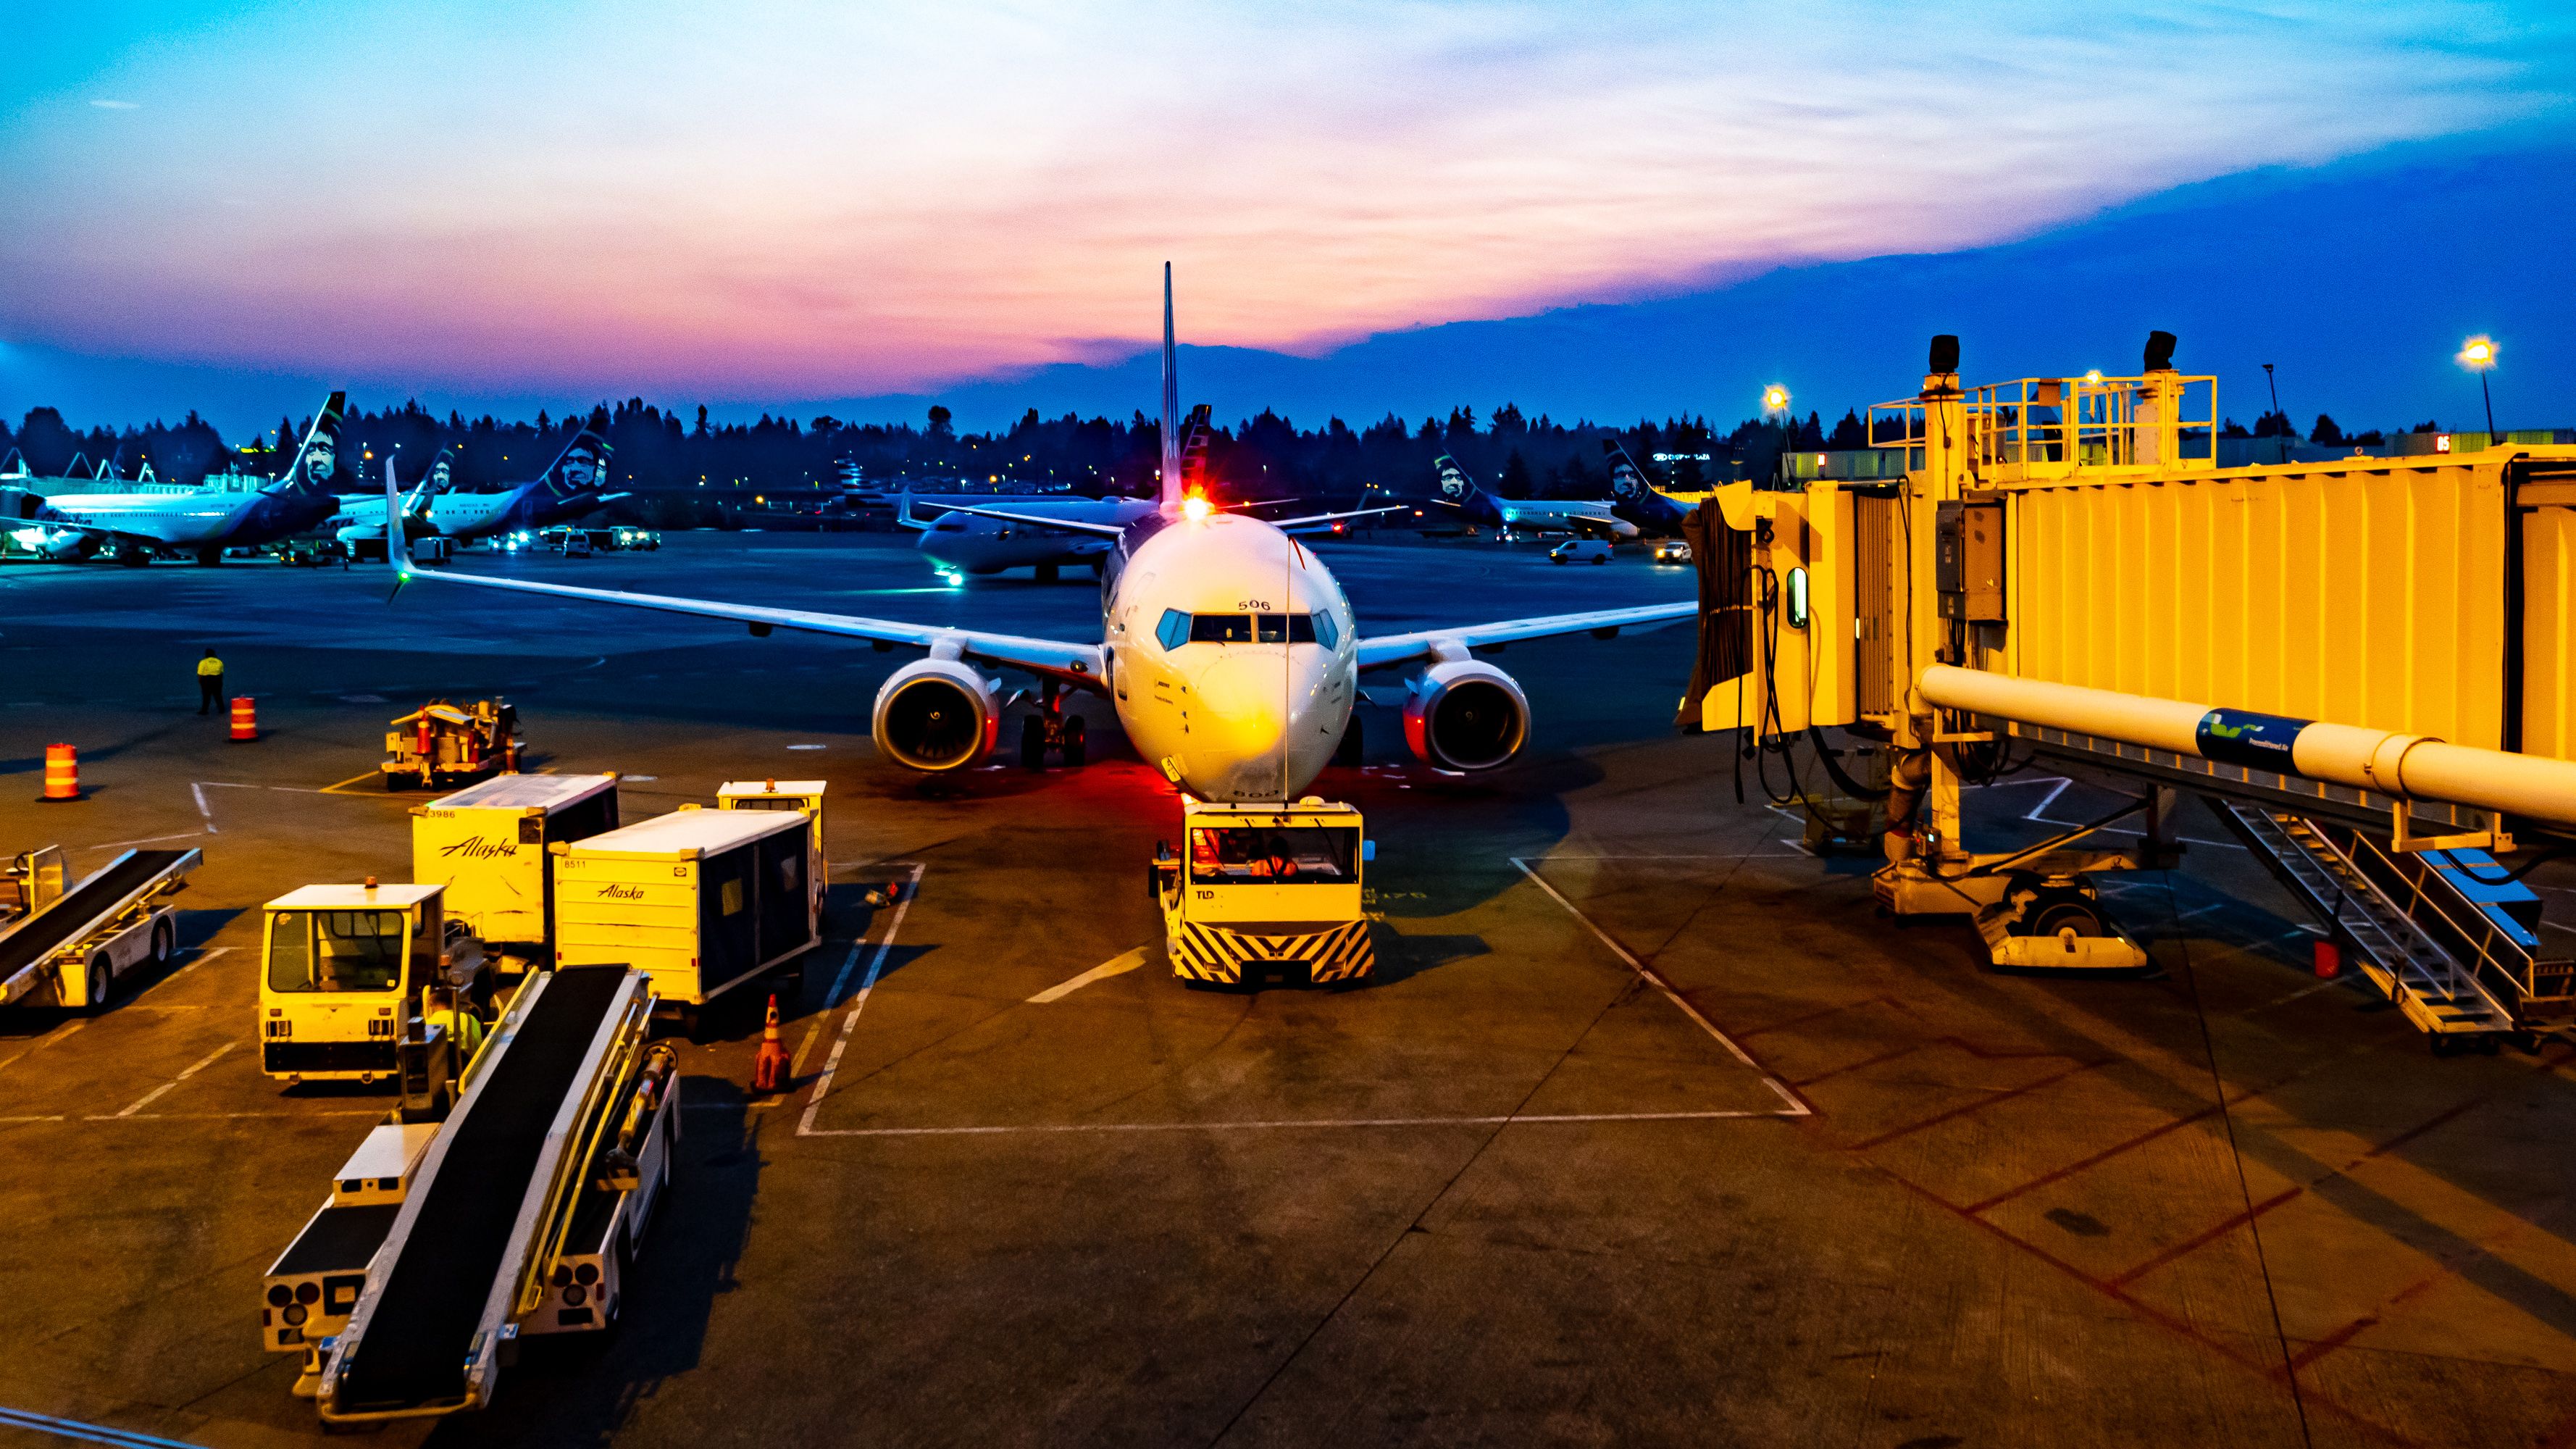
[1163,611,1329,647]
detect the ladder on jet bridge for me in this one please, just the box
[315,964,652,1423]
[2215,802,2575,1043]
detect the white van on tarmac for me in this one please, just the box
[1550,539,1613,565]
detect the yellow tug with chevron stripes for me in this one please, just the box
[1153,798,1376,986]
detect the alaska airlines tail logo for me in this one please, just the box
[540,410,614,497]
[1434,455,1469,500]
[271,391,348,496]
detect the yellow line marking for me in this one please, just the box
[318,770,387,795]
[1027,947,1150,1004]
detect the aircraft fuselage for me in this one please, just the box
[1101,510,1357,801]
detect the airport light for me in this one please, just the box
[1761,385,1790,415]
[1182,494,1213,522]
[2459,335,2500,443]
[2083,369,2104,386]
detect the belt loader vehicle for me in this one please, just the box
[1,847,198,1010]
[553,803,820,1027]
[412,772,622,972]
[1152,797,1376,986]
[260,964,678,1420]
[259,881,487,1086]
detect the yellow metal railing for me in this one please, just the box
[1868,374,2219,481]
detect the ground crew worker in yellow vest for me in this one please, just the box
[423,983,485,1064]
[196,648,224,715]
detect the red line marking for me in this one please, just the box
[1734,995,1893,1040]
[1875,1164,2422,1447]
[1845,1060,2106,1152]
[2108,1185,2301,1287]
[1966,1099,2230,1214]
[2286,1314,2379,1371]
[1791,1040,1926,1088]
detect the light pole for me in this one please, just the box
[2262,362,2285,463]
[2459,336,2499,446]
[1762,385,1792,487]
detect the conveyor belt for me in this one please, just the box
[0,849,191,980]
[330,966,629,1413]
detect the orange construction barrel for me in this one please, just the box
[230,696,259,743]
[40,743,82,802]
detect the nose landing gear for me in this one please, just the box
[1019,681,1090,770]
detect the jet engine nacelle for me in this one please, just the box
[871,658,1000,772]
[1402,659,1531,772]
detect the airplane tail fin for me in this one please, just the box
[1432,454,1476,502]
[269,391,348,496]
[402,444,455,516]
[537,408,613,497]
[1158,262,1184,509]
[1601,439,1649,500]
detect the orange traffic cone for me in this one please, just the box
[40,743,82,802]
[750,993,790,1093]
[229,696,259,743]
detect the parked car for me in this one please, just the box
[1550,539,1613,565]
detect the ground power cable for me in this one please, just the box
[2162,871,2315,1448]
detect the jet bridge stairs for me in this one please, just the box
[2215,803,2575,1048]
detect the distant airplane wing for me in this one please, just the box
[931,503,1126,538]
[396,567,1109,687]
[386,483,1104,687]
[1354,601,1699,671]
[1271,505,1408,533]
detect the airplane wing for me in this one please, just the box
[395,567,1107,687]
[929,503,1126,538]
[1354,601,1699,671]
[1272,504,1407,534]
[383,467,1101,683]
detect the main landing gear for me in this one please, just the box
[1020,680,1088,769]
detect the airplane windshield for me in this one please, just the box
[1184,614,1321,645]
[1189,826,1359,884]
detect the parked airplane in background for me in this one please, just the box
[1430,454,1639,541]
[319,444,454,553]
[1429,443,1692,542]
[329,414,624,545]
[902,489,1161,581]
[387,267,1693,801]
[25,394,347,564]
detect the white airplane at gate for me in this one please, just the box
[386,269,1696,803]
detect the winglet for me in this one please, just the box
[1159,262,1182,510]
[384,456,410,596]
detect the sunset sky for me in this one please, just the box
[2,2,2569,431]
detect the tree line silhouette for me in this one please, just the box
[7,397,1858,516]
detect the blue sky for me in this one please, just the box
[2,2,2570,436]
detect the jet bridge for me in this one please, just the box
[1686,334,2576,1040]
[311,963,662,1423]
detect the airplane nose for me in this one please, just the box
[1192,655,1289,748]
